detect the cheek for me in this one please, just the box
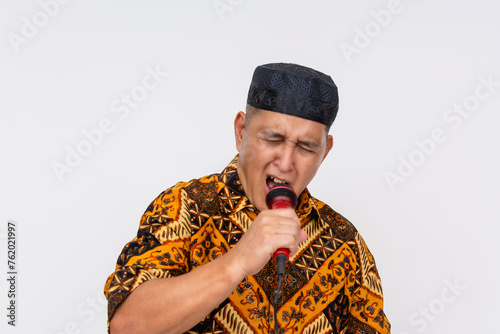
[242,143,273,166]
[299,160,322,183]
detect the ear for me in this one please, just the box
[234,111,246,152]
[322,135,334,162]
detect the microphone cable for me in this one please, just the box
[274,272,284,334]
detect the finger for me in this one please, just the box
[266,210,301,229]
[264,208,299,220]
[299,229,308,243]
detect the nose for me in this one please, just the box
[274,142,295,173]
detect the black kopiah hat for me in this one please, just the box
[247,63,339,126]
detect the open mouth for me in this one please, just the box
[266,176,289,193]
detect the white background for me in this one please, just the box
[1,1,499,333]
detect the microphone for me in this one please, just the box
[266,184,298,333]
[265,184,298,276]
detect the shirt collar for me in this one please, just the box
[217,155,255,215]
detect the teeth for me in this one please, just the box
[271,177,287,184]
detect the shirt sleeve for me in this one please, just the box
[103,183,192,325]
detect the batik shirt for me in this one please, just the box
[104,156,391,333]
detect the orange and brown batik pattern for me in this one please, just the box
[104,155,391,333]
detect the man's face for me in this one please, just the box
[234,109,333,212]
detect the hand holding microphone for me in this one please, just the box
[227,183,305,278]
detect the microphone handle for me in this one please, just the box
[270,199,292,275]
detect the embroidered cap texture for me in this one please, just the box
[247,63,339,126]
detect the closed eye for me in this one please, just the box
[258,129,321,153]
[265,138,282,143]
[298,145,315,153]
[297,140,320,154]
[259,130,285,144]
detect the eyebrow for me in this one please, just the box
[259,129,283,139]
[259,129,321,149]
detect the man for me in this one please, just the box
[104,63,391,334]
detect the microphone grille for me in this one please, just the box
[266,184,298,209]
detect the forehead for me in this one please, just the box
[249,109,327,143]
